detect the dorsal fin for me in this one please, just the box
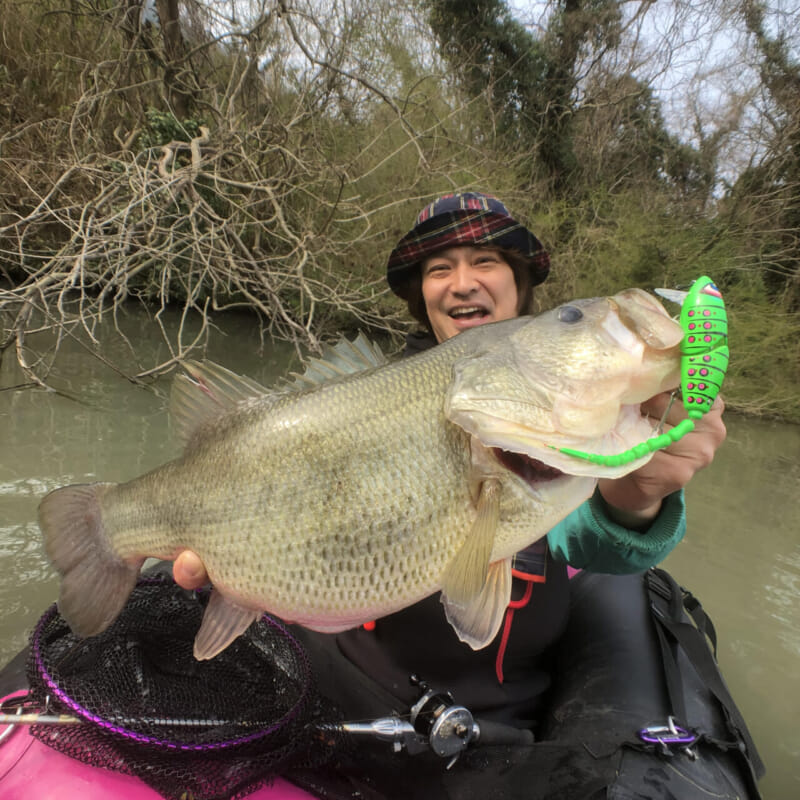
[171,334,387,446]
[291,332,388,389]
[170,360,270,447]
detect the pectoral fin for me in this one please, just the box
[193,590,261,660]
[441,478,501,607]
[442,558,512,649]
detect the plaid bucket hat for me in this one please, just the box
[386,192,550,299]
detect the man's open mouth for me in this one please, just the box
[449,306,489,321]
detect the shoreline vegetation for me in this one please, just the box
[1,2,798,422]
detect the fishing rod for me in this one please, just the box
[1,678,532,767]
[556,275,729,467]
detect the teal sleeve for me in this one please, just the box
[546,489,686,573]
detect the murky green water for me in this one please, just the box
[0,307,797,798]
[662,414,800,796]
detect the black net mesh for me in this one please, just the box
[26,576,343,800]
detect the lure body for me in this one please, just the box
[680,277,729,419]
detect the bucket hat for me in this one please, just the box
[386,192,550,299]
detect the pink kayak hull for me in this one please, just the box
[0,692,315,800]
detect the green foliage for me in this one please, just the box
[137,110,206,150]
[426,0,549,134]
[424,0,700,196]
[717,275,800,420]
[502,183,798,421]
[573,76,711,198]
[425,0,556,180]
[731,0,800,310]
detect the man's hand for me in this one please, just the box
[598,392,726,528]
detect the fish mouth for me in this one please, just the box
[492,447,565,487]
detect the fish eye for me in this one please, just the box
[557,305,583,323]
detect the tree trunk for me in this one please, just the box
[156,0,192,118]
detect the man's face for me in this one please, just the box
[421,246,519,342]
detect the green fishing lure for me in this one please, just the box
[557,276,729,467]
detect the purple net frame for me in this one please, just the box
[30,586,313,753]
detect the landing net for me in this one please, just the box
[26,575,342,800]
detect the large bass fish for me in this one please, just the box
[39,288,683,660]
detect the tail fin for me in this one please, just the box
[38,483,141,637]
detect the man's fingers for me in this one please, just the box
[174,550,209,590]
